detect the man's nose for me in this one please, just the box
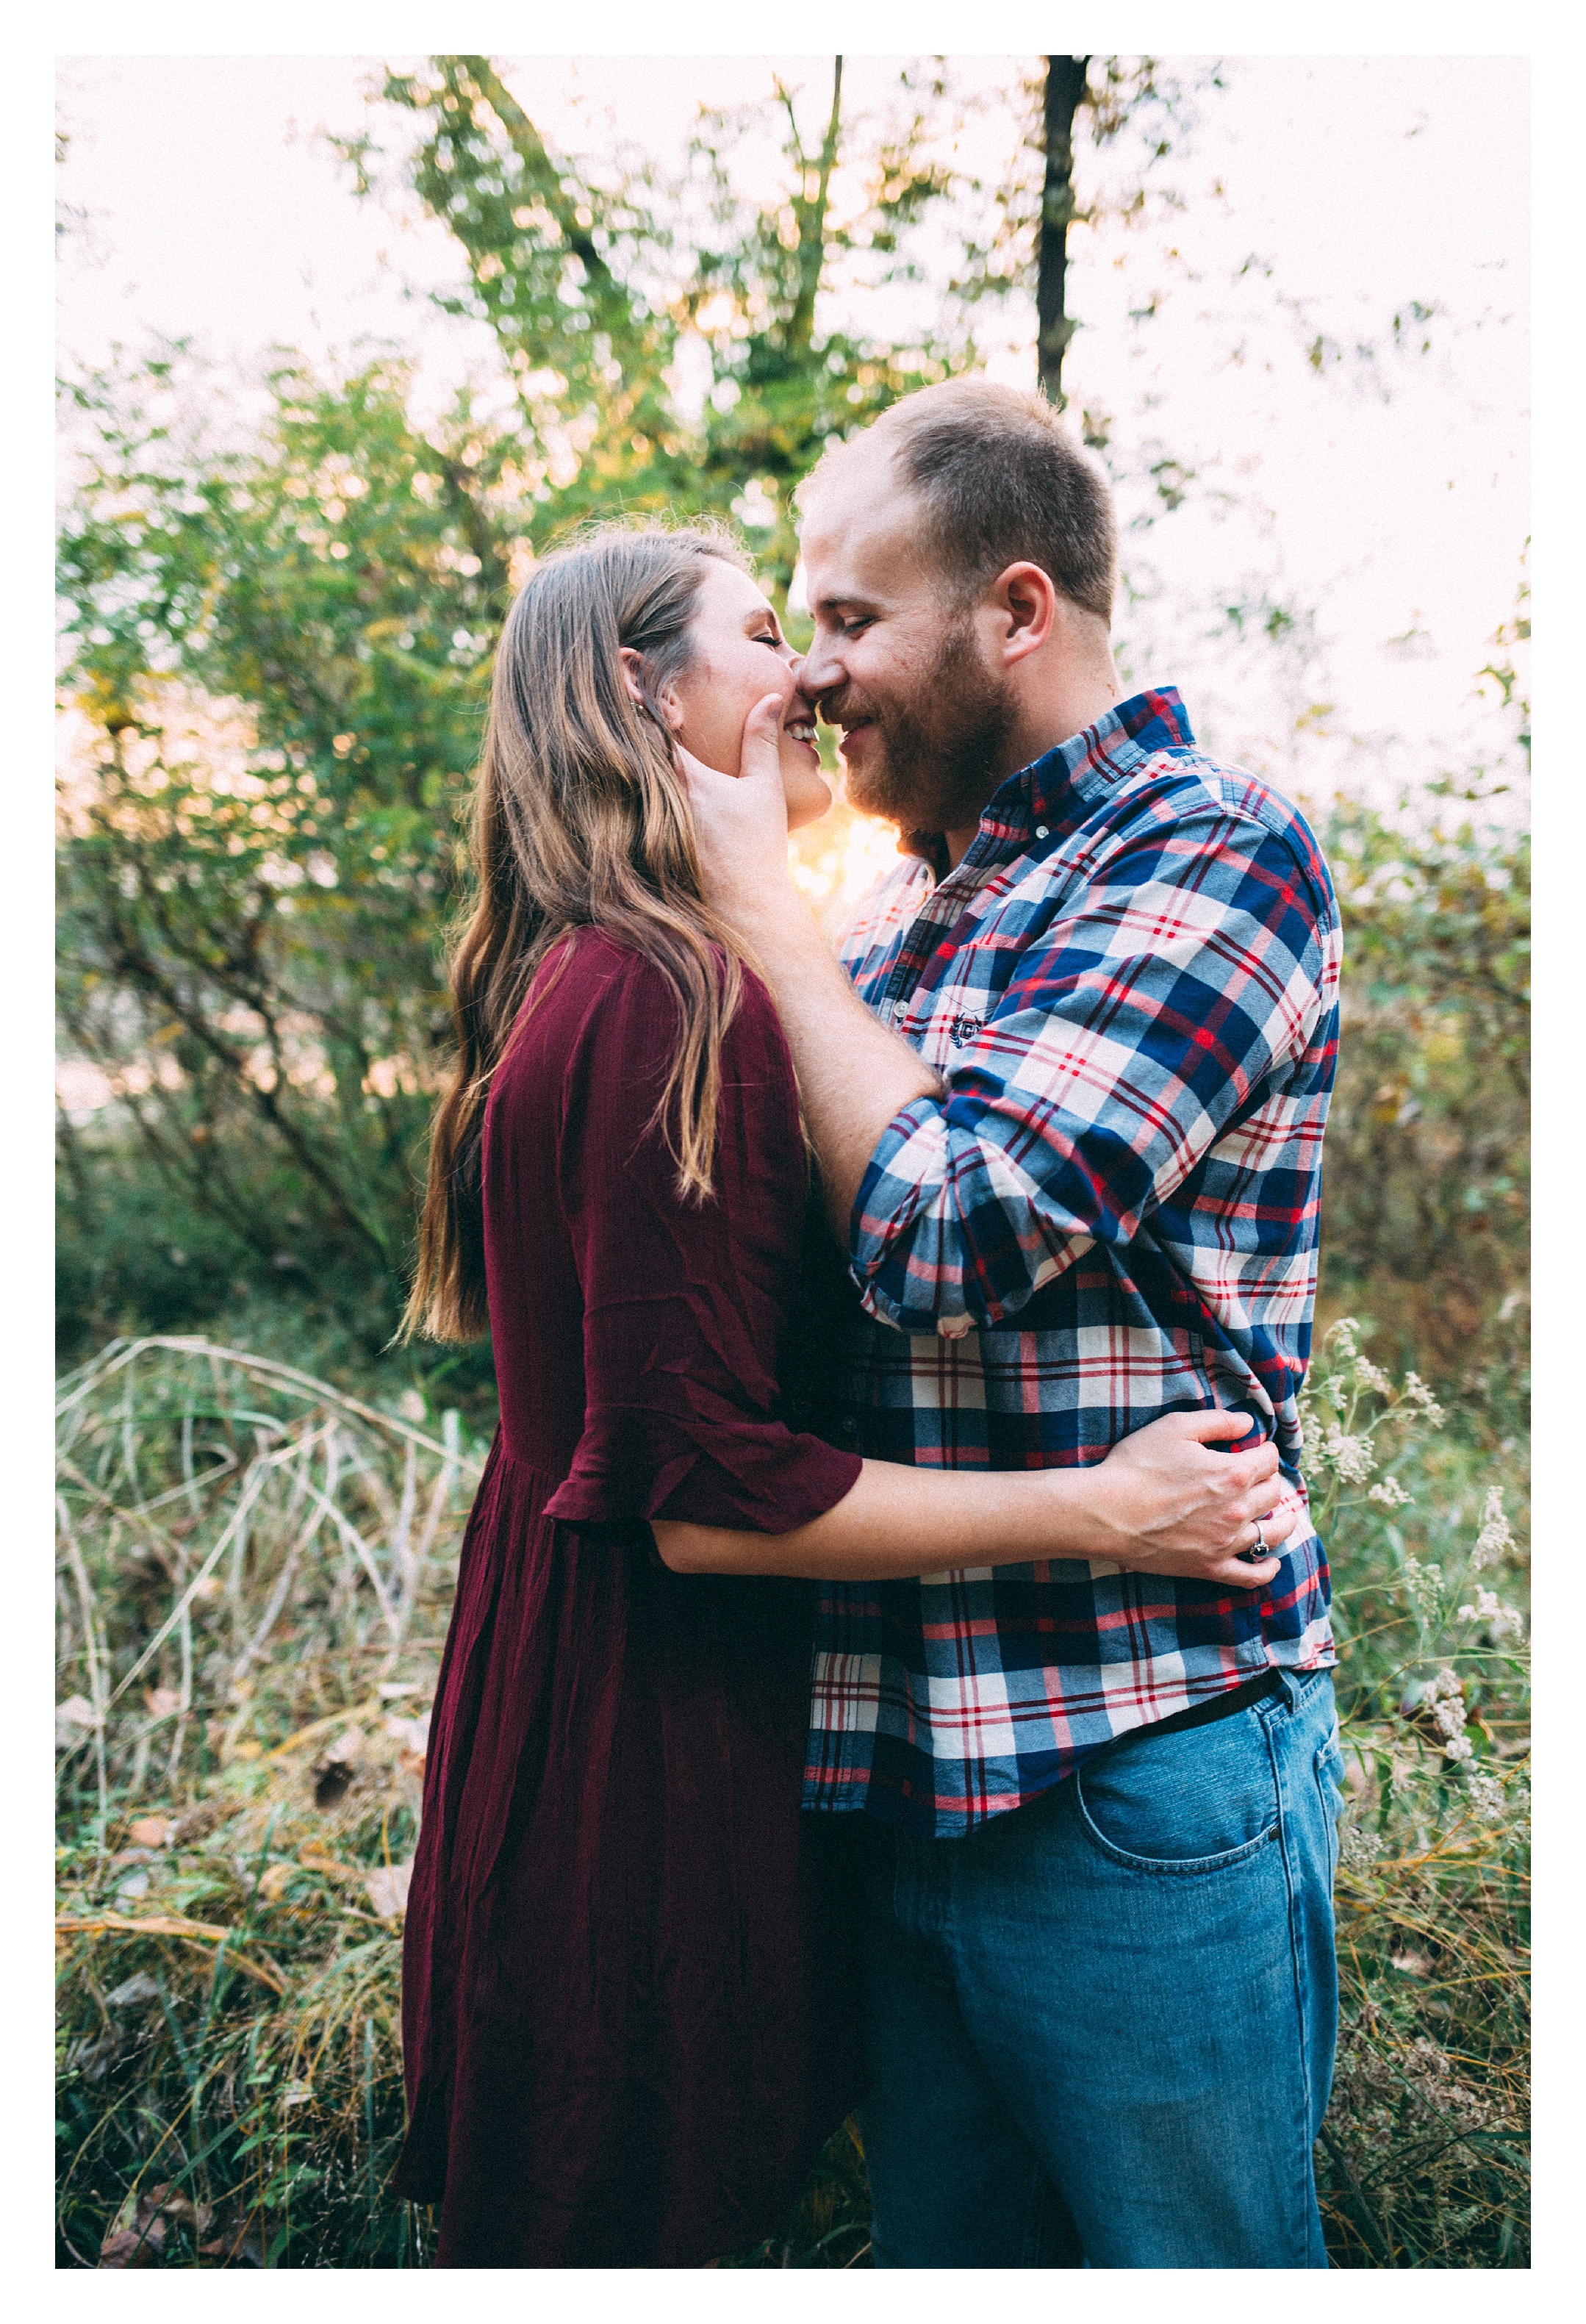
[796,634,843,700]
[787,655,819,709]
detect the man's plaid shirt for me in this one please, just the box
[802,687,1341,1838]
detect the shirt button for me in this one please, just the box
[1035,824,1049,839]
[842,1417,858,1435]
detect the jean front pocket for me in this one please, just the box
[1074,1707,1281,1875]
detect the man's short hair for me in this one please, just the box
[815,376,1117,626]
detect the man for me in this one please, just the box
[683,377,1344,2270]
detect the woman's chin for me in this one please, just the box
[783,769,834,832]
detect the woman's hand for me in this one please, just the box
[1058,1408,1295,1590]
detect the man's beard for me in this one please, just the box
[833,619,1018,841]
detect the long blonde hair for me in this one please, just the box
[402,523,751,1343]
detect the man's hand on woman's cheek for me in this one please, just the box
[677,693,800,930]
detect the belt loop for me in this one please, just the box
[1271,1666,1301,1712]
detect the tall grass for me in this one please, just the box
[54,1336,475,2268]
[56,1327,1528,2269]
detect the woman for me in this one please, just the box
[392,523,1292,2267]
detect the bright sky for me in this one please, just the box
[55,51,1529,804]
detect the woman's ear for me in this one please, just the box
[617,647,683,731]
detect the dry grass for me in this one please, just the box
[55,1336,475,2268]
[57,1327,1528,2269]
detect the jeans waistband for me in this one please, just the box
[1137,1668,1284,1745]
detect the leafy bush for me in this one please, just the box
[57,359,505,1353]
[1317,783,1529,1386]
[57,1329,1527,2269]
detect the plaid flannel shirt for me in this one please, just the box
[802,686,1341,1838]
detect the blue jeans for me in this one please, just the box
[857,1666,1343,2269]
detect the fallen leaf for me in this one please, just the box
[365,1859,414,1918]
[100,2194,165,2267]
[152,2184,212,2235]
[1391,1951,1432,1977]
[296,1848,361,1885]
[200,2227,265,2267]
[104,1972,162,2009]
[144,1688,183,1721]
[100,2222,163,2267]
[56,1695,98,1748]
[256,1862,296,1903]
[384,1710,431,1757]
[127,1815,175,1849]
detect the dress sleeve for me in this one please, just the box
[543,948,862,1535]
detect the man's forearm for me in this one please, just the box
[739,897,941,1239]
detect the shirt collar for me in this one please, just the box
[901,686,1196,872]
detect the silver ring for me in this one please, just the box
[1252,1518,1269,1556]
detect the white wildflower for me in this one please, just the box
[1328,1316,1362,1360]
[1404,1560,1445,1621]
[1454,1586,1524,1643]
[1355,1357,1393,1396]
[1324,1424,1377,1484]
[1432,1695,1468,1742]
[1442,1732,1474,1763]
[1341,1825,1385,1868]
[1429,1665,1464,1700]
[1402,1372,1446,1427]
[1463,1770,1506,1823]
[1299,1402,1327,1469]
[1471,1488,1516,1571]
[1369,1476,1412,1508]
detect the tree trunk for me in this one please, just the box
[788,57,843,358]
[1037,55,1089,404]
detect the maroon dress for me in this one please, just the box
[393,931,866,2267]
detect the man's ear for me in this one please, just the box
[617,646,683,730]
[993,562,1058,665]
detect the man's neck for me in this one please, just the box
[940,664,1123,869]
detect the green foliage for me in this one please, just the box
[337,56,995,591]
[57,356,513,1344]
[1318,781,1529,1385]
